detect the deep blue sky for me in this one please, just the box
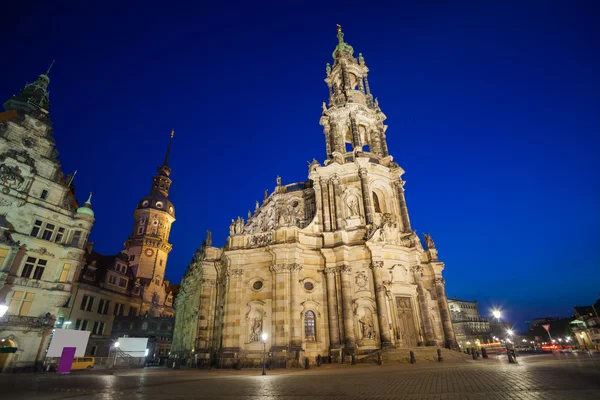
[2,1,598,330]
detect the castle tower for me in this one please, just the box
[124,131,175,295]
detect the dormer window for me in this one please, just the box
[155,201,163,209]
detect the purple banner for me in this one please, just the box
[57,347,76,374]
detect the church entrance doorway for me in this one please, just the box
[395,297,418,347]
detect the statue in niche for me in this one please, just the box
[347,197,359,217]
[359,314,374,339]
[424,233,436,249]
[249,317,263,342]
[205,230,212,247]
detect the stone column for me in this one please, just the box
[411,266,435,345]
[320,177,332,232]
[370,262,393,347]
[394,180,412,233]
[323,124,332,158]
[358,168,374,225]
[290,263,303,348]
[325,267,341,348]
[379,125,389,157]
[270,264,289,347]
[331,175,343,230]
[231,269,244,349]
[350,113,361,149]
[339,265,356,349]
[434,277,458,349]
[331,122,343,154]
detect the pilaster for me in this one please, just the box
[370,261,393,347]
[325,267,341,348]
[339,265,356,349]
[434,277,458,349]
[411,266,435,345]
[358,168,374,225]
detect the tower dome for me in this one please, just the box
[76,192,95,218]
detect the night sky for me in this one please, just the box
[1,1,598,331]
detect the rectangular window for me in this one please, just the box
[21,257,46,279]
[58,263,71,283]
[137,226,144,235]
[55,227,65,244]
[41,189,49,200]
[80,295,89,310]
[81,320,89,331]
[129,254,135,261]
[90,346,97,356]
[7,291,35,316]
[30,220,42,237]
[160,259,163,266]
[0,248,8,269]
[108,275,116,285]
[113,303,121,316]
[86,296,94,312]
[92,321,99,334]
[118,278,126,287]
[32,262,46,280]
[41,223,55,241]
[129,307,138,317]
[98,322,105,335]
[97,299,105,314]
[75,319,82,330]
[70,231,82,248]
[104,301,110,314]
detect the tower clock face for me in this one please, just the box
[145,249,155,257]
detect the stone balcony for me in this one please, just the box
[0,314,55,329]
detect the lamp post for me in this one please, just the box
[506,329,516,363]
[261,332,268,376]
[579,332,590,354]
[492,310,501,322]
[113,341,120,368]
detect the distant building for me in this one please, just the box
[447,297,492,347]
[56,133,178,357]
[0,68,94,372]
[572,302,600,350]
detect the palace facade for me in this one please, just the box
[172,28,458,367]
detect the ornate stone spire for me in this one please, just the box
[151,131,175,197]
[319,27,390,162]
[3,62,55,118]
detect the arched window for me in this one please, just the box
[304,311,316,341]
[372,192,382,213]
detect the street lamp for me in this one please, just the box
[261,332,268,376]
[112,341,120,368]
[579,332,589,353]
[492,310,501,322]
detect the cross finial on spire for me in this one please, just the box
[170,129,174,139]
[45,60,55,76]
[336,24,344,44]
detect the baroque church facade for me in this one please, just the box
[172,28,457,367]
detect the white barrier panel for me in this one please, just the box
[47,329,90,357]
[117,337,148,357]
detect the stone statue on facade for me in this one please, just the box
[359,315,374,339]
[264,189,268,202]
[255,200,259,211]
[229,219,235,236]
[347,197,359,217]
[250,317,263,342]
[205,230,212,247]
[322,102,327,113]
[276,175,282,186]
[248,210,252,219]
[235,216,244,234]
[424,233,435,249]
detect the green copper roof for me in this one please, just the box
[77,192,94,217]
[333,28,354,58]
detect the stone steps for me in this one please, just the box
[359,347,471,363]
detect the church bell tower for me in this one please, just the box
[124,131,176,288]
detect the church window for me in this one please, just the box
[373,192,382,213]
[252,281,263,290]
[58,263,71,283]
[40,189,48,200]
[304,281,314,291]
[304,311,316,341]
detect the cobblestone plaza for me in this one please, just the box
[1,354,598,399]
